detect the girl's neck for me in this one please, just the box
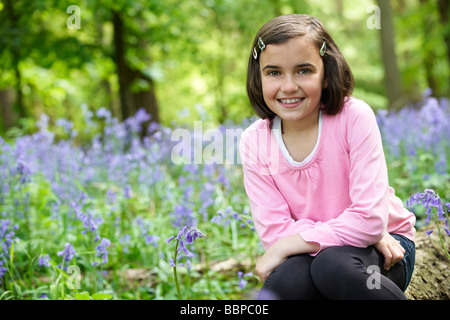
[281,107,320,136]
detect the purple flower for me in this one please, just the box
[167,225,205,266]
[125,108,151,133]
[57,242,77,269]
[56,118,74,133]
[237,271,253,289]
[178,240,193,257]
[0,219,18,279]
[96,107,112,120]
[211,206,254,230]
[145,235,160,247]
[0,266,7,283]
[185,227,204,244]
[38,254,51,267]
[166,236,175,244]
[124,184,132,199]
[408,189,450,241]
[94,237,111,265]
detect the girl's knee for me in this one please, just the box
[261,254,324,300]
[310,246,368,287]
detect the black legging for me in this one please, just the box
[258,245,408,300]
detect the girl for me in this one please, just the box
[239,14,416,300]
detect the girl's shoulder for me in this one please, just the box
[241,118,271,140]
[340,97,375,118]
[333,97,378,128]
[243,117,270,132]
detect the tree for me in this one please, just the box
[0,0,31,128]
[377,0,404,110]
[112,10,159,122]
[437,0,450,94]
[112,9,159,123]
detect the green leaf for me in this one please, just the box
[75,291,93,300]
[92,292,113,300]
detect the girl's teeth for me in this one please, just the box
[280,98,303,104]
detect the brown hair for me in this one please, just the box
[246,14,354,119]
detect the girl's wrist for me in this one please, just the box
[276,234,320,257]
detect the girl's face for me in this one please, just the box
[259,36,326,127]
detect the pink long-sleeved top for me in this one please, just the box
[239,97,416,255]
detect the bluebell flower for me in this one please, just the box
[145,235,160,247]
[120,234,131,253]
[96,107,112,120]
[57,242,77,267]
[185,227,204,244]
[38,254,51,267]
[408,189,450,238]
[56,118,74,133]
[167,225,204,266]
[178,240,193,257]
[124,184,132,199]
[0,266,7,284]
[1,220,18,281]
[95,237,111,265]
[237,271,253,289]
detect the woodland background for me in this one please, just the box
[0,0,449,300]
[0,0,449,133]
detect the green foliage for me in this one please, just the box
[1,0,448,135]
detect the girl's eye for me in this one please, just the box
[298,68,311,75]
[268,70,281,76]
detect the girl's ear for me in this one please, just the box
[322,79,328,89]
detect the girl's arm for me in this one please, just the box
[255,232,404,283]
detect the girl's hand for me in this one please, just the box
[255,244,287,283]
[374,233,405,270]
[255,235,320,283]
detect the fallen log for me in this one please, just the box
[405,226,450,300]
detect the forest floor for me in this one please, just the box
[405,225,450,300]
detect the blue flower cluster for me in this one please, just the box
[407,188,450,236]
[0,219,18,284]
[57,242,77,270]
[167,225,205,267]
[377,91,449,175]
[211,206,254,230]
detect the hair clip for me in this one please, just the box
[253,37,266,60]
[320,41,326,57]
[253,47,258,60]
[258,37,265,51]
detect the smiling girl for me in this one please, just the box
[240,14,416,300]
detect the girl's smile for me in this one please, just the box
[277,97,306,108]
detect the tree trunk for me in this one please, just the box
[419,0,440,97]
[112,10,132,121]
[112,10,160,124]
[437,0,450,93]
[377,0,405,110]
[0,88,15,131]
[4,0,26,119]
